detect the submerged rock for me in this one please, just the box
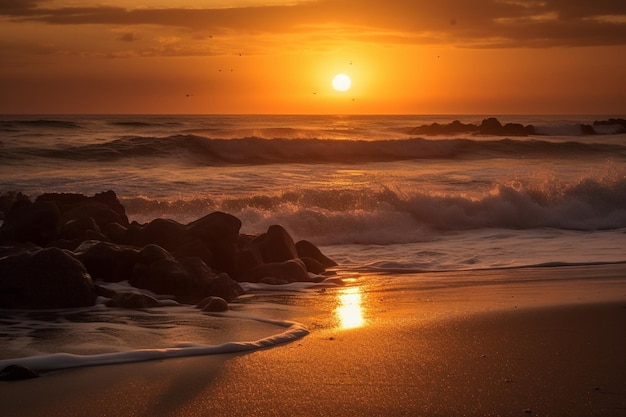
[0,365,40,381]
[196,296,229,312]
[105,292,161,309]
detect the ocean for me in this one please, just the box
[1,114,625,372]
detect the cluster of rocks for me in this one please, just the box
[408,117,626,136]
[0,190,337,311]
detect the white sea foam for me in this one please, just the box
[0,310,309,373]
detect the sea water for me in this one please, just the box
[1,114,625,372]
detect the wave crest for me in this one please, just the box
[122,172,626,245]
[18,135,626,164]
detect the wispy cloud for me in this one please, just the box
[1,0,625,49]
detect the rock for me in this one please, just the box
[239,259,311,283]
[0,200,59,245]
[36,190,129,229]
[0,365,40,381]
[581,124,597,135]
[130,246,192,296]
[300,256,326,274]
[172,239,213,266]
[59,216,101,240]
[295,240,337,268]
[253,225,298,263]
[74,240,139,283]
[177,258,243,303]
[593,118,626,133]
[0,191,30,219]
[129,244,243,303]
[196,296,228,312]
[232,247,263,279]
[186,211,242,275]
[479,118,534,136]
[105,292,161,309]
[408,119,479,135]
[479,117,503,134]
[133,218,188,251]
[102,222,127,243]
[409,118,534,137]
[0,247,96,309]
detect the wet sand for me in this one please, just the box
[1,265,625,417]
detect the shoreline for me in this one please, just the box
[1,264,625,416]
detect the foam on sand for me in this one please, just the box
[0,312,309,373]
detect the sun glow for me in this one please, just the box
[332,73,351,92]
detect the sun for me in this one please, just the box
[332,73,351,92]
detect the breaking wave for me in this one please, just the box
[122,172,626,245]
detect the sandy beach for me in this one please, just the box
[1,264,625,417]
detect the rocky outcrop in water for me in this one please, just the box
[408,117,626,136]
[0,190,337,310]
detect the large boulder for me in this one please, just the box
[252,225,299,263]
[295,240,338,268]
[129,244,243,303]
[0,247,97,309]
[36,190,129,229]
[125,218,189,251]
[74,240,139,283]
[0,200,60,245]
[186,211,242,275]
[59,216,102,241]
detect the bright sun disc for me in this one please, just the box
[332,73,351,92]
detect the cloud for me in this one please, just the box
[1,0,625,48]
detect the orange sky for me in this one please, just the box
[1,0,625,114]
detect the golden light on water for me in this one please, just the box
[336,286,365,329]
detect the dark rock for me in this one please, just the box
[59,216,101,240]
[409,120,478,135]
[503,122,535,136]
[134,218,188,251]
[172,239,213,266]
[0,365,40,381]
[94,283,117,298]
[36,190,129,229]
[74,240,139,283]
[0,242,41,258]
[479,117,502,134]
[105,292,161,309]
[0,191,30,219]
[186,211,242,275]
[130,247,191,296]
[177,257,243,303]
[0,200,59,245]
[238,259,311,283]
[259,277,290,285]
[300,256,326,274]
[232,247,263,279]
[0,247,96,309]
[196,296,228,312]
[253,225,298,264]
[581,124,597,135]
[102,222,127,243]
[129,244,243,303]
[593,118,626,133]
[295,240,337,268]
[409,118,534,137]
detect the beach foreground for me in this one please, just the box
[1,264,625,417]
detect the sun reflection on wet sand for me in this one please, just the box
[336,286,365,329]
